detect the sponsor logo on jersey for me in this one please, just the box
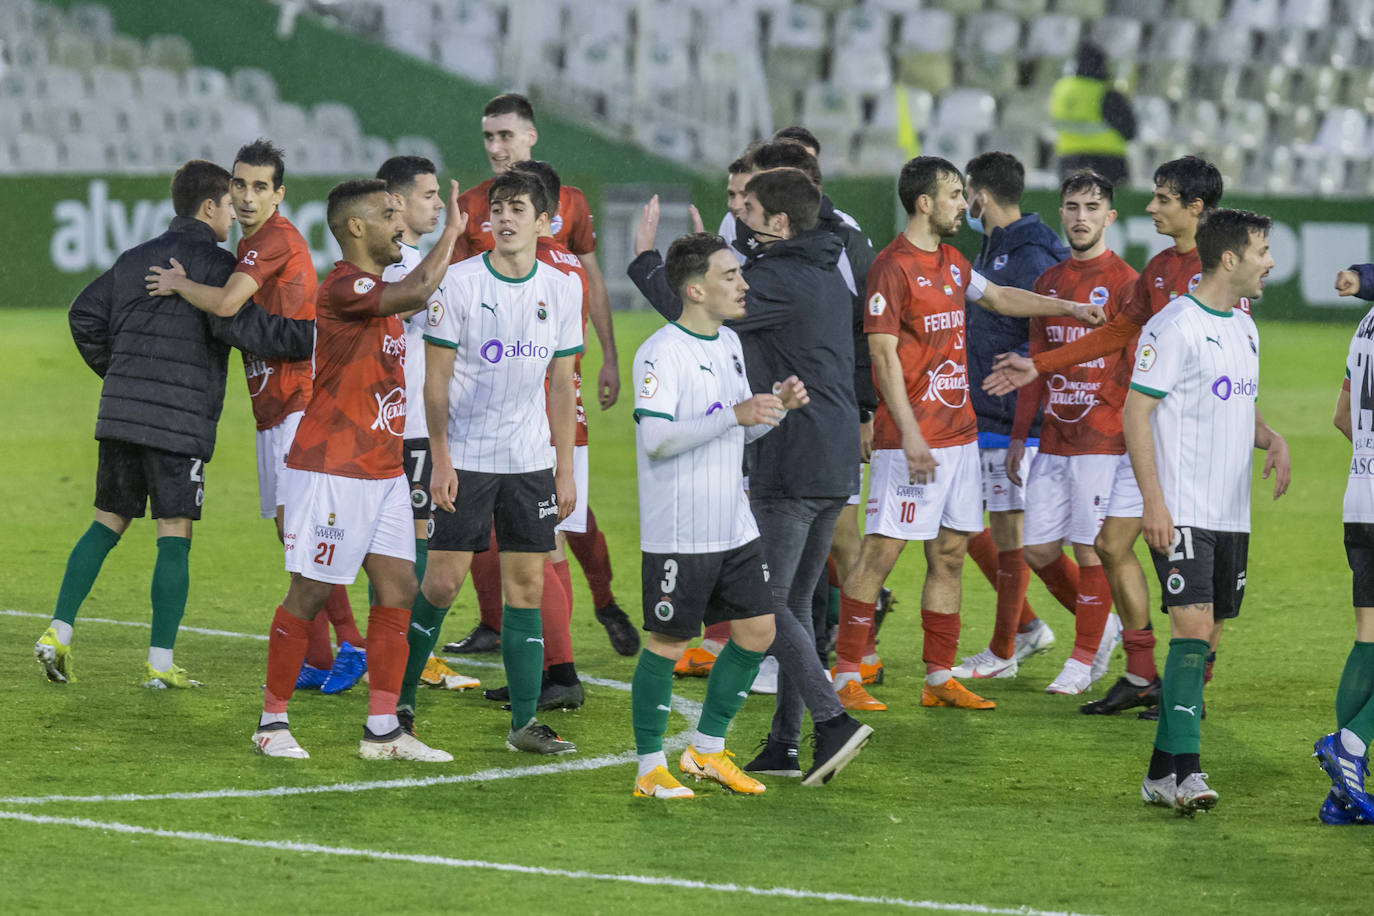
[1211,375,1258,401]
[706,401,724,415]
[370,386,406,436]
[1136,343,1157,372]
[244,354,274,397]
[868,292,887,315]
[1046,374,1099,423]
[761,561,770,582]
[639,371,658,398]
[895,484,925,498]
[353,277,376,295]
[480,338,550,364]
[1236,569,1246,590]
[1166,568,1185,595]
[922,359,969,408]
[381,334,405,358]
[922,309,964,334]
[242,249,258,266]
[1154,277,1164,289]
[916,276,933,288]
[993,254,1008,271]
[427,300,444,326]
[1090,285,1109,307]
[653,598,674,621]
[538,497,558,519]
[314,521,345,541]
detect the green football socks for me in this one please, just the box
[1154,638,1208,755]
[697,640,766,740]
[502,604,543,730]
[148,536,190,650]
[53,521,121,626]
[1336,641,1374,746]
[399,590,449,712]
[631,649,676,755]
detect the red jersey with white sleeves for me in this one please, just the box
[451,179,597,262]
[235,211,316,430]
[537,236,591,446]
[1033,245,1249,375]
[286,262,405,480]
[1022,251,1139,456]
[864,235,980,450]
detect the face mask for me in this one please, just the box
[965,194,985,235]
[733,215,783,257]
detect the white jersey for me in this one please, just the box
[1343,306,1374,523]
[423,252,583,473]
[634,322,759,553]
[383,242,427,439]
[1129,294,1258,532]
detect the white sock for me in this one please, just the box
[50,620,73,645]
[833,670,862,690]
[637,751,667,778]
[1341,727,1368,758]
[1123,672,1150,687]
[700,638,725,656]
[147,647,173,671]
[691,731,725,754]
[366,714,399,737]
[862,652,881,666]
[258,711,288,728]
[926,669,953,687]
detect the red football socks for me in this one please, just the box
[1034,553,1081,614]
[564,506,615,609]
[364,605,410,716]
[971,528,1040,628]
[542,559,574,668]
[472,528,503,631]
[990,549,1030,659]
[1070,564,1113,664]
[836,593,874,672]
[303,611,334,670]
[324,584,364,649]
[264,606,311,713]
[1123,627,1158,682]
[921,609,961,675]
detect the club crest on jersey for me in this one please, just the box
[354,277,376,295]
[551,213,564,236]
[993,254,1008,271]
[327,513,336,526]
[241,249,258,266]
[1090,286,1110,306]
[370,386,406,436]
[1188,272,1201,293]
[427,300,444,326]
[639,371,658,398]
[949,264,962,287]
[537,301,548,321]
[1136,343,1157,372]
[733,354,743,376]
[653,599,674,622]
[868,292,887,315]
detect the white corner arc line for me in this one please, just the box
[0,811,1113,916]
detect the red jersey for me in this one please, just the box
[864,235,978,449]
[1015,251,1140,456]
[1034,244,1249,375]
[452,179,597,262]
[235,211,316,431]
[537,237,591,446]
[286,263,405,480]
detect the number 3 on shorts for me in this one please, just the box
[660,559,678,593]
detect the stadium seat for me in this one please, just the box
[1212,143,1247,187]
[852,135,906,176]
[925,0,981,13]
[801,82,862,138]
[1258,29,1307,68]
[565,35,629,91]
[896,9,955,93]
[59,133,111,171]
[13,131,59,170]
[1221,99,1269,149]
[1087,17,1141,62]
[73,99,123,136]
[1195,63,1244,102]
[1270,102,1318,145]
[145,33,195,72]
[88,64,135,104]
[1280,0,1331,29]
[633,119,696,164]
[1296,66,1340,112]
[1340,68,1374,113]
[1131,95,1174,145]
[1226,0,1282,32]
[312,101,362,144]
[921,128,977,171]
[436,0,501,41]
[1144,18,1198,62]
[934,88,997,136]
[69,3,115,39]
[1201,22,1253,66]
[231,68,279,108]
[1342,0,1374,38]
[111,133,169,173]
[265,102,311,142]
[1052,0,1107,17]
[831,43,893,94]
[998,87,1053,137]
[360,135,391,168]
[957,13,1020,94]
[171,101,213,136]
[834,5,891,50]
[1173,99,1220,148]
[1138,60,1191,102]
[993,0,1050,16]
[1292,148,1347,195]
[218,101,264,140]
[51,31,96,71]
[40,66,85,102]
[1241,62,1291,109]
[1174,0,1225,23]
[642,40,693,95]
[1315,107,1369,155]
[1023,13,1081,79]
[99,34,143,70]
[767,3,826,89]
[981,129,1041,170]
[182,66,228,102]
[136,66,182,101]
[436,28,500,83]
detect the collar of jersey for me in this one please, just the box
[1181,293,1233,318]
[483,251,538,283]
[672,321,718,340]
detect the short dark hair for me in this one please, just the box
[898,156,961,216]
[233,138,286,189]
[1060,168,1114,205]
[509,159,561,218]
[749,139,822,187]
[488,168,550,218]
[665,233,730,300]
[375,155,436,194]
[773,125,821,155]
[745,168,820,233]
[965,151,1024,206]
[484,92,535,124]
[326,178,389,242]
[1154,156,1223,211]
[171,159,231,218]
[1196,208,1272,272]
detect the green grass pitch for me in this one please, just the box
[2,306,1371,915]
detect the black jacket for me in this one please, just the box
[816,197,879,413]
[628,229,859,499]
[69,216,314,460]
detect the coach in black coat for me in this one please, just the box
[69,214,313,461]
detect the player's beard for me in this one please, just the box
[933,210,961,238]
[1068,228,1103,253]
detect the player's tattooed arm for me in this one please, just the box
[379,180,466,315]
[145,262,259,318]
[1335,383,1354,442]
[1254,407,1291,499]
[1123,389,1171,553]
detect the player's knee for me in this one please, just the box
[731,614,776,653]
[421,571,460,608]
[1023,542,1060,569]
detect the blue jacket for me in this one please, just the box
[1353,263,1374,300]
[968,213,1069,442]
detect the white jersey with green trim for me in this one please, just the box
[1129,294,1258,532]
[423,251,583,472]
[1343,305,1374,523]
[633,322,758,553]
[383,242,426,439]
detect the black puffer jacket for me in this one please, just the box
[68,216,314,459]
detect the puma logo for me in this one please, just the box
[656,704,671,712]
[1205,335,1222,348]
[480,302,497,313]
[1173,704,1198,716]
[526,637,544,645]
[410,623,435,637]
[699,364,714,375]
[736,690,749,699]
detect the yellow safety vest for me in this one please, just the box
[1049,76,1127,157]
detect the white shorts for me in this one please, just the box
[554,444,589,535]
[282,468,415,584]
[846,462,866,506]
[256,410,303,519]
[866,443,982,541]
[1024,452,1120,547]
[980,445,1036,512]
[1106,452,1143,518]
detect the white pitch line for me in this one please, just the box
[3,607,702,807]
[0,810,1112,916]
[2,608,266,641]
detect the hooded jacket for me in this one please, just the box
[967,213,1069,441]
[68,216,315,460]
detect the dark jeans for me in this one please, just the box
[750,495,847,744]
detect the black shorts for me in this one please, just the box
[1149,526,1248,620]
[95,440,206,521]
[1345,522,1374,607]
[641,539,773,640]
[403,438,432,523]
[428,468,557,553]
